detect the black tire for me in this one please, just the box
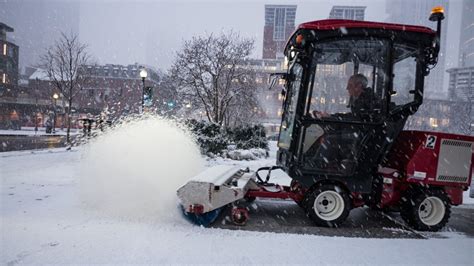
[400,189,451,232]
[304,184,351,227]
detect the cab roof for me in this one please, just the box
[298,19,436,35]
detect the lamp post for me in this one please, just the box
[52,93,59,133]
[34,78,39,133]
[139,68,148,113]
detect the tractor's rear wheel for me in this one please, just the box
[401,189,451,231]
[304,184,351,227]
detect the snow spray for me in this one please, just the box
[78,116,204,223]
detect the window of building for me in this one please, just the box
[344,9,355,19]
[8,46,14,58]
[2,73,6,83]
[2,44,6,56]
[429,117,438,128]
[441,119,450,126]
[416,118,422,126]
[273,8,286,41]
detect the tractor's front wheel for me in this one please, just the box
[304,184,351,227]
[401,189,451,231]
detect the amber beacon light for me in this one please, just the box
[429,6,445,21]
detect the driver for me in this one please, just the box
[307,74,379,171]
[312,74,378,119]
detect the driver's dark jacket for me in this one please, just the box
[337,88,381,121]
[350,89,380,118]
[309,88,381,165]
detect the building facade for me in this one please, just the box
[385,0,449,98]
[0,23,21,129]
[459,0,474,67]
[405,66,473,136]
[78,64,162,119]
[328,6,366,20]
[237,58,286,135]
[445,66,474,134]
[262,5,297,60]
[0,63,165,130]
[0,23,19,88]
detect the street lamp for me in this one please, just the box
[52,93,59,133]
[139,68,148,113]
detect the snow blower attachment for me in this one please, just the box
[177,6,474,231]
[177,165,258,226]
[177,165,303,226]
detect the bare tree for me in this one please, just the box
[170,32,259,126]
[39,32,91,144]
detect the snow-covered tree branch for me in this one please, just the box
[170,31,259,126]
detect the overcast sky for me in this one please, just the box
[78,0,388,69]
[1,0,461,75]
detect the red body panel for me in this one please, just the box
[445,187,464,205]
[298,19,436,35]
[247,185,305,203]
[386,131,474,187]
[378,168,404,208]
[383,130,474,206]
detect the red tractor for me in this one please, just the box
[178,7,473,231]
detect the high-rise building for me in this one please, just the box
[459,0,474,67]
[262,5,297,60]
[447,67,474,102]
[446,66,473,134]
[385,0,449,97]
[329,6,366,20]
[0,22,19,87]
[324,6,366,78]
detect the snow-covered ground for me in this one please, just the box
[1,117,473,265]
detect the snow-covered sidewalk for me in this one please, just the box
[0,127,81,136]
[1,118,473,265]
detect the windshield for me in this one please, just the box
[278,62,303,149]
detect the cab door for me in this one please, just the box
[296,38,390,190]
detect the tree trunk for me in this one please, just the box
[66,97,73,144]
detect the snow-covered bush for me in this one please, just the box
[186,120,229,154]
[186,119,268,159]
[224,148,268,160]
[229,124,268,150]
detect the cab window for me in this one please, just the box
[307,39,389,121]
[391,44,418,107]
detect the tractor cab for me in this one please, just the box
[276,18,442,193]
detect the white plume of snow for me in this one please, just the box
[78,116,204,222]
